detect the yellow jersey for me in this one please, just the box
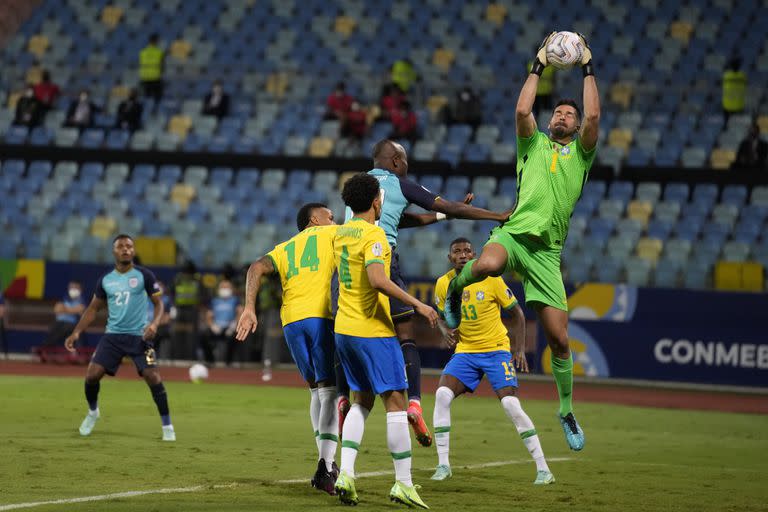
[434,269,518,353]
[333,218,395,338]
[266,225,337,326]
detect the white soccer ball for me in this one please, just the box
[546,31,584,70]
[188,363,209,383]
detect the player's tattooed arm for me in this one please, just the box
[236,256,274,341]
[64,296,106,352]
[366,262,438,328]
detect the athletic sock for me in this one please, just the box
[309,388,321,457]
[433,386,454,467]
[501,396,549,472]
[387,411,413,487]
[84,380,100,412]
[340,404,369,478]
[452,259,482,291]
[551,354,574,417]
[400,340,421,401]
[317,386,339,472]
[149,383,171,426]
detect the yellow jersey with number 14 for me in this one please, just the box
[434,269,518,354]
[333,218,395,338]
[266,225,337,326]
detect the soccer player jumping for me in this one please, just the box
[432,238,554,484]
[443,32,600,452]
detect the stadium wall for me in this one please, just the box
[2,260,765,388]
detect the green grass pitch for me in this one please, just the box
[1,375,766,511]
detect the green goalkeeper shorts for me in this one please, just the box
[486,227,568,311]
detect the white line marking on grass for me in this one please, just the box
[0,483,238,511]
[276,456,574,484]
[0,458,575,510]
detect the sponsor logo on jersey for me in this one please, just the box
[505,288,513,299]
[476,291,485,301]
[462,290,470,303]
[128,278,139,288]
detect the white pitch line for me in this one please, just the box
[0,458,575,510]
[0,483,238,511]
[276,456,575,484]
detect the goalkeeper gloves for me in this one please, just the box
[577,33,594,77]
[531,32,556,76]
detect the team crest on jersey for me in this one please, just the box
[462,290,470,302]
[128,278,139,288]
[371,242,383,257]
[560,146,571,156]
[476,291,485,301]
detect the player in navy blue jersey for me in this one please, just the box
[65,234,175,441]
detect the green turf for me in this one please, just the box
[1,375,766,511]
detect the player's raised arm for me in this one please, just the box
[64,296,106,352]
[430,196,509,223]
[517,32,555,138]
[398,193,474,228]
[366,262,438,328]
[577,34,600,151]
[235,255,275,341]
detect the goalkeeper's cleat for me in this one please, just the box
[443,277,463,329]
[334,471,358,506]
[162,425,176,442]
[407,401,433,447]
[310,459,337,495]
[558,412,585,451]
[78,409,100,436]
[389,481,429,509]
[534,470,556,485]
[430,465,452,481]
[338,396,351,439]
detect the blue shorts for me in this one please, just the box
[335,333,407,394]
[283,318,335,384]
[91,334,157,376]
[443,351,518,392]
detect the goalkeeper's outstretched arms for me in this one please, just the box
[578,33,600,151]
[517,32,556,138]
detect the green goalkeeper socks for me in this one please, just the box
[452,260,482,291]
[551,354,573,417]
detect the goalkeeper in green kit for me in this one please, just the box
[443,32,600,452]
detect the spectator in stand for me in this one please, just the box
[258,273,282,381]
[13,85,43,127]
[379,83,404,121]
[64,90,99,130]
[171,260,203,360]
[389,100,418,142]
[448,85,483,130]
[722,57,746,123]
[733,121,768,171]
[201,279,242,366]
[0,285,6,357]
[41,281,85,350]
[341,101,368,140]
[325,81,354,120]
[139,33,165,107]
[202,80,230,119]
[33,69,60,112]
[391,58,417,93]
[147,281,172,358]
[115,88,143,132]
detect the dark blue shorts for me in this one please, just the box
[389,250,414,321]
[443,351,518,392]
[282,317,335,384]
[91,334,157,376]
[335,333,407,394]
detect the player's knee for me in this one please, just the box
[435,386,455,407]
[474,255,504,277]
[85,374,100,385]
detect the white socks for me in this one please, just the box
[340,403,369,478]
[386,411,413,487]
[309,388,321,456]
[317,386,339,472]
[501,396,549,472]
[433,386,454,467]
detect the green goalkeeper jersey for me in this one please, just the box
[504,130,597,250]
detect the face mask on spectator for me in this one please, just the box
[69,288,81,299]
[80,93,88,102]
[218,287,233,298]
[25,89,34,98]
